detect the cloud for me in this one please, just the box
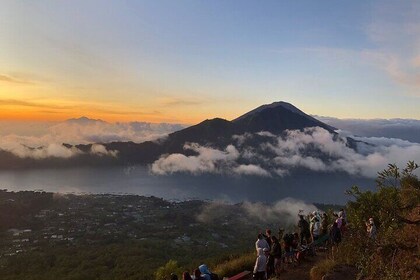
[316,116,420,143]
[151,127,420,178]
[0,118,184,159]
[158,97,202,106]
[364,1,420,91]
[242,198,318,225]
[151,143,240,175]
[197,198,318,227]
[0,74,33,85]
[233,164,271,177]
[90,144,118,157]
[256,131,276,138]
[0,140,81,159]
[0,99,73,109]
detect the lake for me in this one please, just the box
[0,165,374,203]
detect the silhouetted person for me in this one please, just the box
[182,271,193,280]
[298,215,310,245]
[329,222,341,260]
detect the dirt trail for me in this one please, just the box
[273,251,326,280]
[268,250,356,280]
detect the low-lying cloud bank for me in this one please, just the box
[0,142,118,159]
[0,117,184,159]
[317,117,420,144]
[197,198,318,227]
[151,127,420,178]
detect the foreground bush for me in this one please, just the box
[340,162,420,280]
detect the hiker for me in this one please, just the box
[333,213,342,230]
[338,210,347,235]
[264,229,273,248]
[283,233,295,265]
[338,208,347,224]
[253,248,268,280]
[182,271,193,280]
[271,236,284,274]
[310,212,321,242]
[255,233,270,252]
[329,222,341,260]
[292,232,304,263]
[298,215,310,245]
[366,218,377,239]
[321,213,329,236]
[278,228,284,241]
[193,269,203,280]
[312,217,321,241]
[198,264,218,280]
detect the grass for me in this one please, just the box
[212,251,256,278]
[309,259,337,280]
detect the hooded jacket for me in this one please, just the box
[198,264,211,280]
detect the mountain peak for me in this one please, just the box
[234,101,304,122]
[65,116,107,124]
[232,101,336,133]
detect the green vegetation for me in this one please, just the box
[155,260,183,280]
[329,161,420,280]
[212,251,255,277]
[0,191,275,279]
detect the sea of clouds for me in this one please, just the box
[0,118,184,159]
[1,117,419,178]
[151,127,420,178]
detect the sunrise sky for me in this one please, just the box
[1,0,419,124]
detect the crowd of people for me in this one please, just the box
[169,208,378,280]
[253,209,349,279]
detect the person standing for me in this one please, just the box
[329,222,341,260]
[270,236,283,275]
[366,218,377,239]
[255,233,270,252]
[298,215,310,245]
[253,248,268,280]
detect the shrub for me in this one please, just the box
[155,260,182,280]
[341,162,420,280]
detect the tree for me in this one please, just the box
[343,161,419,280]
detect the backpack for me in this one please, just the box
[283,233,293,245]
